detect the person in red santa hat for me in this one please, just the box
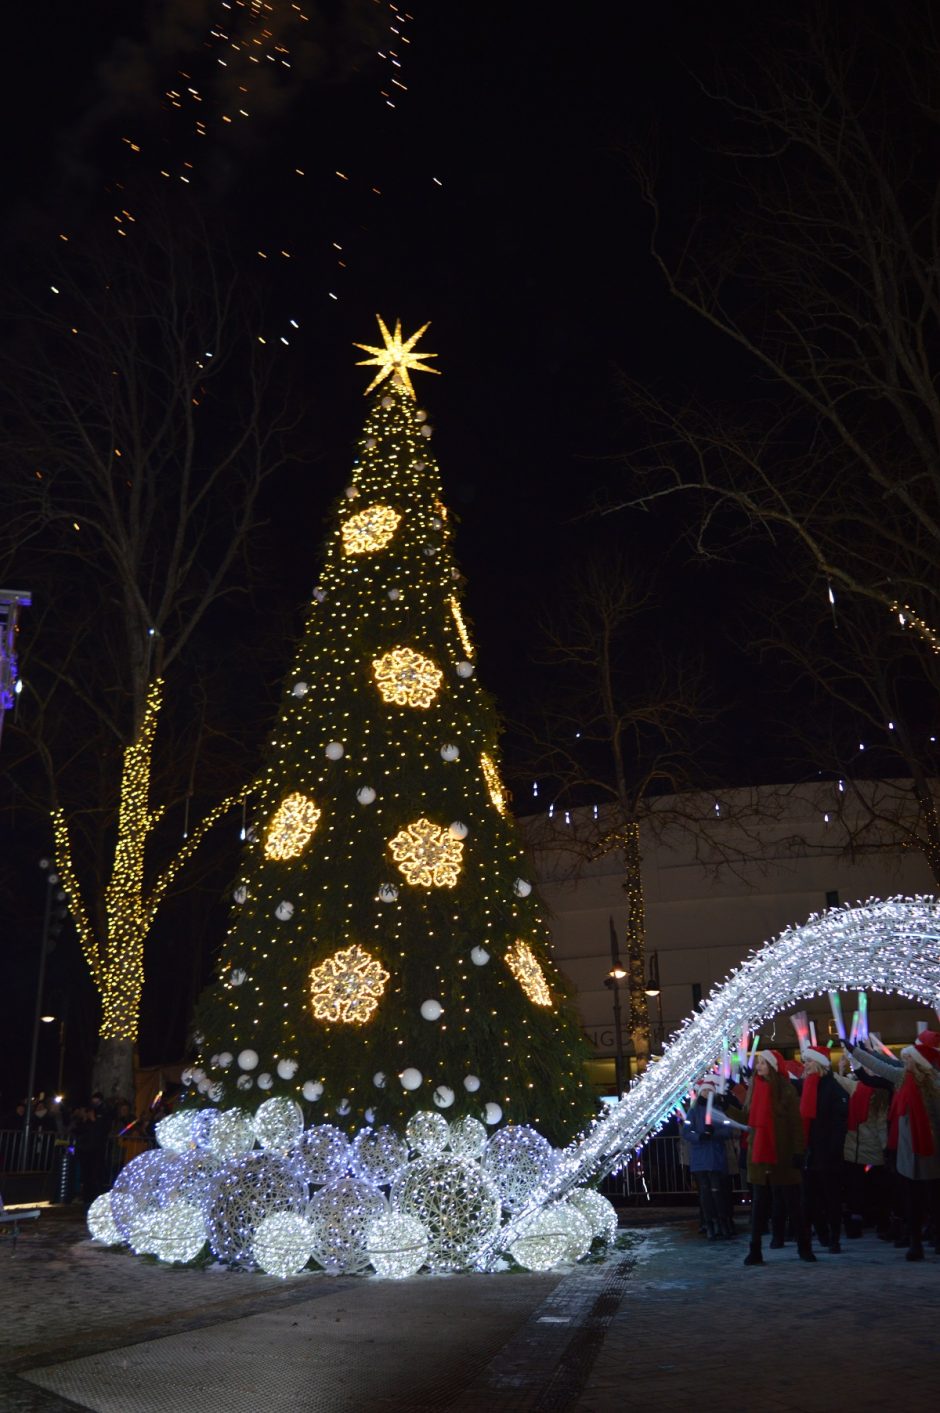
[845,1028,940,1260]
[798,1043,848,1253]
[740,1050,815,1265]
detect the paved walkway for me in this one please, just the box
[1,1206,935,1411]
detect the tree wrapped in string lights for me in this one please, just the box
[191,319,594,1144]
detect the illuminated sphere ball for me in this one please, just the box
[205,1153,306,1266]
[392,1157,500,1273]
[291,1125,350,1186]
[482,1127,557,1211]
[556,1202,594,1263]
[191,1110,218,1150]
[126,1208,163,1257]
[110,1150,184,1242]
[155,1109,195,1154]
[207,1108,257,1160]
[172,1151,223,1208]
[405,1110,450,1157]
[567,1188,619,1245]
[253,1097,305,1152]
[145,1198,208,1264]
[508,1207,573,1272]
[307,1177,386,1275]
[350,1126,409,1186]
[87,1193,122,1245]
[448,1116,488,1163]
[251,1211,316,1278]
[366,1212,429,1280]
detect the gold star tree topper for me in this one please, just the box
[353,315,440,399]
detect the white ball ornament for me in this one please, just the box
[513,879,533,898]
[420,424,433,438]
[351,1126,408,1185]
[381,395,394,409]
[257,1073,274,1091]
[236,1075,254,1091]
[254,1097,304,1150]
[568,1188,619,1245]
[344,485,358,499]
[420,999,443,1021]
[276,1058,299,1080]
[433,1086,455,1109]
[275,901,294,921]
[307,1177,385,1275]
[148,1198,208,1265]
[230,968,247,987]
[337,1098,351,1116]
[302,1080,324,1102]
[405,1110,450,1156]
[463,1074,481,1092]
[365,1108,376,1124]
[197,1079,210,1094]
[388,588,401,601]
[392,1156,500,1272]
[484,1103,503,1126]
[208,1082,224,1103]
[378,883,399,903]
[181,1067,193,1086]
[400,1067,423,1091]
[205,1152,306,1266]
[291,681,309,698]
[237,1049,259,1071]
[218,1052,233,1068]
[325,741,345,760]
[509,1207,573,1272]
[313,587,327,602]
[440,743,460,761]
[415,409,427,422]
[233,886,247,904]
[365,436,376,448]
[483,1126,556,1209]
[373,1071,387,1088]
[455,661,475,678]
[356,786,377,805]
[470,947,490,967]
[155,1110,196,1154]
[192,1068,206,1084]
[448,821,469,839]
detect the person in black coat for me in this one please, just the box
[799,1045,848,1252]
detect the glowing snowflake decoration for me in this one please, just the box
[372,646,443,708]
[264,792,322,861]
[309,943,390,1025]
[342,503,401,555]
[388,817,463,888]
[480,753,508,815]
[392,1156,500,1272]
[505,941,552,1008]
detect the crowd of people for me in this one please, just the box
[682,1026,940,1264]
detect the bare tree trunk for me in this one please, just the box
[92,1038,135,1106]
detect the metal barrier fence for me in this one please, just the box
[0,1129,59,1176]
[600,1133,746,1204]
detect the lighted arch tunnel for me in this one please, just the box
[484,895,940,1261]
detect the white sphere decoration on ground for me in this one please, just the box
[307,1177,386,1275]
[126,1208,163,1257]
[145,1198,208,1264]
[482,1127,556,1210]
[253,1097,305,1151]
[110,1151,184,1241]
[251,1211,316,1278]
[470,948,489,966]
[87,1193,122,1245]
[405,1110,450,1157]
[484,1103,503,1126]
[237,1049,259,1070]
[448,1115,487,1162]
[555,1202,594,1262]
[205,1153,306,1265]
[325,741,345,760]
[433,1086,455,1109]
[357,786,377,804]
[207,1108,257,1160]
[392,1156,500,1272]
[350,1126,409,1186]
[508,1207,573,1272]
[173,1151,223,1207]
[567,1188,619,1245]
[291,1124,350,1185]
[276,1058,299,1080]
[155,1109,195,1153]
[400,1067,423,1090]
[419,999,443,1021]
[366,1212,429,1280]
[302,1080,324,1102]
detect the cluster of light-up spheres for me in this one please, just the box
[87,896,940,1278]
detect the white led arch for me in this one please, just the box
[479,895,940,1266]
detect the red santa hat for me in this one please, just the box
[901,1029,940,1072]
[800,1045,831,1070]
[757,1050,779,1072]
[695,1073,724,1094]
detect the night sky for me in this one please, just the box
[1,2,919,1099]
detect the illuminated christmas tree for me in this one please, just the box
[191,319,594,1144]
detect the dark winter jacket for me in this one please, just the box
[802,1071,849,1171]
[744,1072,805,1187]
[681,1100,739,1174]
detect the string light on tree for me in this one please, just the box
[480,753,508,816]
[505,941,553,1008]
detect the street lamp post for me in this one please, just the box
[605,915,628,1099]
[645,950,665,1050]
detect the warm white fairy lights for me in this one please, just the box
[392,1156,501,1272]
[263,792,322,861]
[448,595,473,658]
[308,943,390,1024]
[505,941,552,1008]
[307,1177,386,1274]
[372,645,443,707]
[366,1212,430,1279]
[405,1109,449,1156]
[388,817,464,887]
[480,752,508,816]
[341,503,401,556]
